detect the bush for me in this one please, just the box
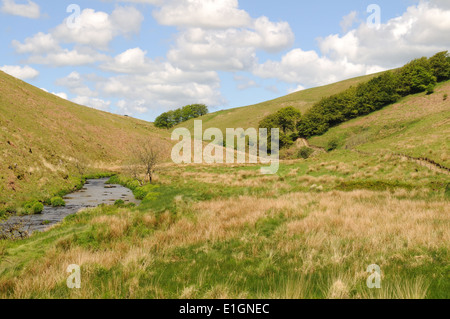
[31,202,44,214]
[426,84,435,95]
[298,147,314,159]
[444,94,448,101]
[23,200,44,214]
[50,196,66,207]
[326,138,339,152]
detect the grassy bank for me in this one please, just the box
[0,172,118,219]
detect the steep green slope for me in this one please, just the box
[177,73,382,132]
[0,71,170,210]
[308,80,450,167]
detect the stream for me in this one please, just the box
[2,178,140,234]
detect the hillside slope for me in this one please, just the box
[177,73,382,132]
[308,80,450,167]
[0,71,170,209]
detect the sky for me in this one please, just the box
[1,0,449,121]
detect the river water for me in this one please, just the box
[2,178,140,234]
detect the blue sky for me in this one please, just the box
[1,0,449,121]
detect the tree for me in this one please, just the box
[154,112,173,129]
[397,57,436,95]
[429,51,450,82]
[275,106,302,133]
[132,138,166,183]
[154,104,209,129]
[259,106,302,148]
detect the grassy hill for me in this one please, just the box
[0,70,171,211]
[177,73,382,133]
[308,80,450,167]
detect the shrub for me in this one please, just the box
[326,138,339,152]
[22,200,44,214]
[31,202,44,214]
[50,196,66,207]
[426,84,435,95]
[298,147,314,159]
[444,94,448,101]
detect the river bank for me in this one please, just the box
[1,178,140,234]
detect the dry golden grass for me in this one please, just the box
[0,188,447,299]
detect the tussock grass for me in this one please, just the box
[0,183,447,298]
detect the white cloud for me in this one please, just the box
[94,45,226,116]
[287,85,306,94]
[117,99,148,115]
[110,6,145,35]
[8,1,293,114]
[319,2,450,69]
[340,11,358,33]
[100,67,223,109]
[0,65,39,80]
[153,0,252,29]
[72,96,111,111]
[252,1,450,88]
[250,16,295,53]
[167,18,294,72]
[168,28,256,72]
[13,6,144,62]
[1,0,40,19]
[429,0,450,10]
[55,72,98,97]
[253,48,384,87]
[52,92,68,100]
[97,70,224,117]
[12,32,59,54]
[27,48,107,66]
[52,7,143,50]
[101,47,153,73]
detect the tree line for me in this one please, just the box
[154,104,209,129]
[259,51,450,146]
